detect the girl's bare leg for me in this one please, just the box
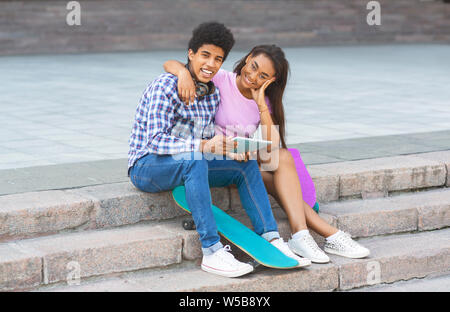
[260,149,338,238]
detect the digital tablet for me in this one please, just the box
[232,137,272,154]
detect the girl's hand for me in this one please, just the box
[226,151,257,162]
[250,78,275,107]
[178,68,196,105]
[226,152,247,162]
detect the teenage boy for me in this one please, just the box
[128,22,308,278]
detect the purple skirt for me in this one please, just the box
[287,148,318,212]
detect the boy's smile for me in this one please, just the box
[188,44,225,83]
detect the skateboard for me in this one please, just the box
[312,202,320,213]
[172,185,299,269]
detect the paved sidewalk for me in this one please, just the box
[1,130,449,196]
[0,44,449,170]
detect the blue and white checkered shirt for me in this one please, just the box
[128,73,219,171]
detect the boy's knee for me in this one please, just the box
[171,151,204,161]
[185,154,208,174]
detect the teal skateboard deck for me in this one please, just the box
[172,185,299,269]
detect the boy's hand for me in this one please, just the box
[201,135,237,155]
[178,68,196,106]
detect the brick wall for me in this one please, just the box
[0,0,449,55]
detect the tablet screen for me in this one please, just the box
[232,137,271,153]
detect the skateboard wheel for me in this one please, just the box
[247,259,260,269]
[182,218,196,230]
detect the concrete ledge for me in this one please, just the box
[0,183,230,242]
[183,265,339,292]
[413,151,450,187]
[0,244,42,291]
[1,151,448,243]
[0,190,96,242]
[6,191,447,291]
[334,229,450,290]
[348,273,450,292]
[69,183,185,228]
[158,188,450,261]
[0,223,183,290]
[308,154,447,201]
[320,188,450,237]
[306,167,340,203]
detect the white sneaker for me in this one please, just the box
[201,245,254,278]
[324,231,370,259]
[288,232,330,263]
[271,238,311,268]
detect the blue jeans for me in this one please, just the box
[129,151,280,255]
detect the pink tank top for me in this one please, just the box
[212,69,271,138]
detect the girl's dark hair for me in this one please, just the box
[233,44,290,149]
[188,22,235,61]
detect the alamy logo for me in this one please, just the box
[366,1,381,26]
[366,261,381,285]
[66,261,81,286]
[66,1,81,26]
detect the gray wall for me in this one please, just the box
[1,0,449,55]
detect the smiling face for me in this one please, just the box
[188,44,225,83]
[239,53,276,89]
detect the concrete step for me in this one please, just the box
[305,151,450,203]
[175,188,450,261]
[33,228,450,292]
[1,152,449,291]
[319,188,450,238]
[347,273,450,292]
[2,186,448,292]
[0,182,227,243]
[1,151,448,243]
[0,222,183,291]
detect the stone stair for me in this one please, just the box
[34,228,450,292]
[0,151,449,291]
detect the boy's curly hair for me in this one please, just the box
[188,22,235,61]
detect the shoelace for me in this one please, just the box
[274,238,294,255]
[334,233,360,250]
[216,245,240,266]
[302,234,323,254]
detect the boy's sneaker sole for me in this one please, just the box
[201,263,254,278]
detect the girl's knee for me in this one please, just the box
[278,148,295,165]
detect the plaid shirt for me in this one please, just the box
[128,73,219,171]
